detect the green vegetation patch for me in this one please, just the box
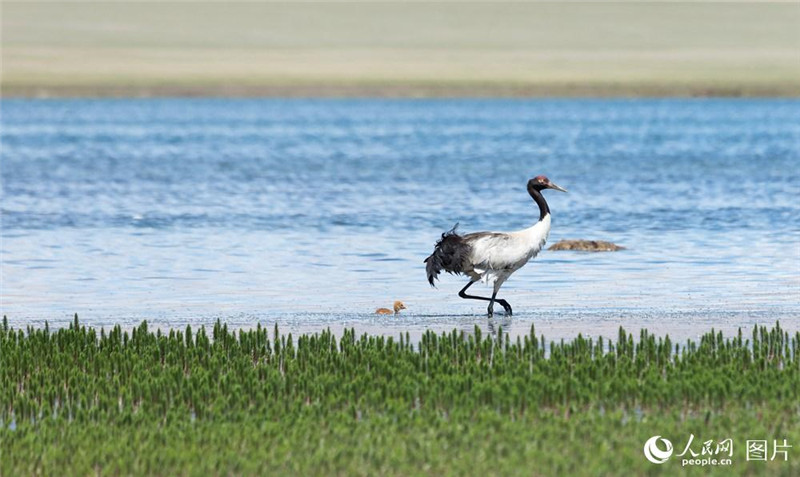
[1,316,798,475]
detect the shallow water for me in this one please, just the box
[2,99,798,342]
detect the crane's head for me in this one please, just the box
[528,175,568,193]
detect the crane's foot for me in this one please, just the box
[487,303,494,317]
[498,299,512,316]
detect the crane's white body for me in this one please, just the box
[462,213,551,290]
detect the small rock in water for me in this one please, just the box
[548,239,625,252]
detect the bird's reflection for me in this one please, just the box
[486,315,514,338]
[455,314,514,339]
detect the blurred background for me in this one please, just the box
[3,1,799,98]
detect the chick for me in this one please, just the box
[375,301,406,315]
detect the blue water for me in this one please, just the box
[1,99,798,341]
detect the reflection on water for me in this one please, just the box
[1,99,798,339]
[11,310,788,347]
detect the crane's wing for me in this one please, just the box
[462,232,517,271]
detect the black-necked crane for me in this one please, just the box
[424,175,567,316]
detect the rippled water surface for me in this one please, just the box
[2,99,798,341]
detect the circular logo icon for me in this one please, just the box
[643,435,673,464]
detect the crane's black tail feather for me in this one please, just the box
[424,223,471,287]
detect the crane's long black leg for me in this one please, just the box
[492,282,512,316]
[487,290,499,317]
[458,280,490,302]
[458,280,512,316]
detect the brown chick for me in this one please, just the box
[375,301,406,315]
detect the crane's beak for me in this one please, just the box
[548,182,568,193]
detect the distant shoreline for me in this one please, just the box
[6,81,800,99]
[6,3,797,99]
[6,2,798,100]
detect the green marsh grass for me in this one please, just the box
[1,315,798,475]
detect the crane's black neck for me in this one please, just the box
[527,185,550,222]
